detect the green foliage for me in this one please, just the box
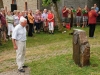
[42,0,60,6]
[42,0,51,6]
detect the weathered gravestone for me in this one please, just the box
[73,29,90,67]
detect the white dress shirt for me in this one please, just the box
[12,24,26,41]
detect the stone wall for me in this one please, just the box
[17,0,37,12]
[1,0,100,12]
[1,0,37,12]
[0,0,3,8]
[2,0,12,11]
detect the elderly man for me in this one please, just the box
[88,7,99,38]
[12,16,27,72]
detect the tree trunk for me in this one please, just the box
[52,2,63,31]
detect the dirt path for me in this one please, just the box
[0,49,69,75]
[0,68,30,75]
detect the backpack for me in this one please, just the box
[0,14,6,25]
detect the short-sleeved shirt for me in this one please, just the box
[6,15,14,24]
[95,7,99,12]
[47,13,54,22]
[62,9,68,17]
[13,15,19,25]
[12,24,26,41]
[76,10,82,16]
[42,13,48,20]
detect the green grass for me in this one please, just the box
[28,54,100,75]
[28,25,100,75]
[0,40,13,52]
[1,25,100,75]
[26,31,72,47]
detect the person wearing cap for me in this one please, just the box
[88,7,99,38]
[12,16,27,72]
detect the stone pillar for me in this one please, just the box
[73,29,90,67]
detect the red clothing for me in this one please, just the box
[83,8,89,16]
[88,10,98,24]
[62,9,68,17]
[83,13,88,16]
[47,13,54,22]
[76,10,81,16]
[0,13,6,25]
[47,13,54,26]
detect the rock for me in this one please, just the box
[73,29,90,67]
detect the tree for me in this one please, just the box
[42,0,63,31]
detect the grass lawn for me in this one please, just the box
[28,26,100,75]
[0,25,100,75]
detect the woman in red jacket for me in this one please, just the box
[88,7,98,38]
[47,10,55,34]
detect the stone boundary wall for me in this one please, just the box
[2,0,37,12]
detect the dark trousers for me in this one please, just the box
[89,24,96,37]
[68,18,73,28]
[35,22,41,32]
[28,23,33,37]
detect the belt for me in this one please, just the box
[16,40,26,42]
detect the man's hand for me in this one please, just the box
[14,45,18,50]
[98,11,100,14]
[12,39,18,50]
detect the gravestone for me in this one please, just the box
[73,29,90,67]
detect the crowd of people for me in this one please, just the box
[0,3,100,73]
[0,3,100,44]
[0,8,55,44]
[62,3,100,38]
[62,3,99,28]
